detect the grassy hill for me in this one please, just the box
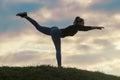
[0,65,119,80]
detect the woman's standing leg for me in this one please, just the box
[50,27,61,67]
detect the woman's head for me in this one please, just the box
[73,16,84,25]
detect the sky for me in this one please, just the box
[0,0,120,76]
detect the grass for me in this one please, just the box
[0,65,119,80]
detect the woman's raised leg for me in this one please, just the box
[17,12,51,35]
[25,17,51,35]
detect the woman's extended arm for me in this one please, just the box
[79,26,104,31]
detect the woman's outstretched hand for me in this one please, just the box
[96,27,104,30]
[16,12,27,18]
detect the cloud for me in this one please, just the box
[60,0,102,8]
[29,0,104,24]
[0,27,57,66]
[64,47,120,65]
[29,7,53,23]
[88,59,120,76]
[63,48,120,76]
[0,50,56,66]
[0,26,54,56]
[28,0,120,30]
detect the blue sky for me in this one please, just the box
[0,0,120,76]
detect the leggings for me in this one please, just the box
[25,17,62,67]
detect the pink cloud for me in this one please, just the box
[0,26,52,56]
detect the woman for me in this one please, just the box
[16,12,104,67]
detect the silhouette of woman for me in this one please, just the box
[16,12,104,67]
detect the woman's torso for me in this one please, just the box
[60,25,79,38]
